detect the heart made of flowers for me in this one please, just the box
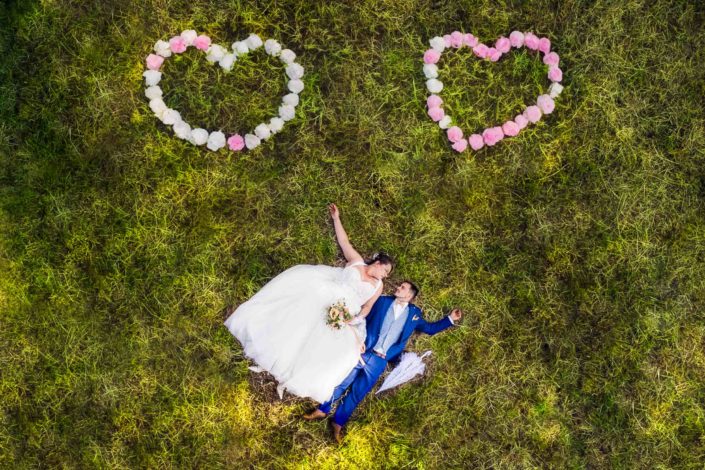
[422,31,564,153]
[143,30,305,152]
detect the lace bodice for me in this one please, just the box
[337,261,381,310]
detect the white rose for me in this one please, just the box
[288,79,304,94]
[206,44,227,63]
[278,104,296,121]
[245,34,263,50]
[190,128,209,145]
[254,123,271,140]
[426,78,443,93]
[244,133,261,149]
[268,117,285,133]
[219,53,236,71]
[285,63,304,79]
[173,121,192,140]
[161,109,181,125]
[143,70,162,86]
[264,39,281,56]
[206,131,226,151]
[438,116,452,129]
[279,49,296,64]
[549,82,564,98]
[232,41,249,55]
[429,36,446,52]
[282,93,299,107]
[145,86,162,100]
[153,40,172,58]
[423,63,438,79]
[149,98,167,117]
[180,30,197,45]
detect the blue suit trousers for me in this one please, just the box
[318,351,387,426]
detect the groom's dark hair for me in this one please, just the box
[403,280,420,299]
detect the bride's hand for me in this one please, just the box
[328,203,340,220]
[359,343,366,353]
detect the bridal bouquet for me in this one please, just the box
[326,300,353,330]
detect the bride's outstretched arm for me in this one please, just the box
[328,203,364,264]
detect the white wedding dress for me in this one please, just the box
[224,261,381,403]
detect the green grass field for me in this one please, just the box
[1,0,704,467]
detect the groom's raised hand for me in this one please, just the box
[449,308,463,322]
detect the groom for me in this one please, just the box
[304,280,463,443]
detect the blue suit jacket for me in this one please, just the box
[364,295,454,363]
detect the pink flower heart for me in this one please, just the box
[424,31,563,153]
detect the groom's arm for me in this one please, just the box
[416,307,462,335]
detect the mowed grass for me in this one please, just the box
[1,0,705,467]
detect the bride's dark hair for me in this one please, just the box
[365,251,395,272]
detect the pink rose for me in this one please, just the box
[523,105,542,123]
[427,94,443,108]
[548,66,563,82]
[495,37,511,53]
[472,44,489,58]
[146,53,164,70]
[463,33,478,47]
[443,35,452,47]
[193,35,211,51]
[524,32,539,50]
[543,51,560,66]
[488,47,502,62]
[502,121,520,137]
[169,36,187,53]
[447,126,464,143]
[537,94,555,114]
[482,127,504,146]
[423,49,441,64]
[469,134,484,150]
[515,114,529,129]
[509,31,525,48]
[452,139,468,152]
[227,134,245,151]
[450,31,464,48]
[428,107,444,121]
[538,37,551,54]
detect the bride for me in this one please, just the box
[224,203,393,403]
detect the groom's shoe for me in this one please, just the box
[303,409,327,421]
[329,419,343,445]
